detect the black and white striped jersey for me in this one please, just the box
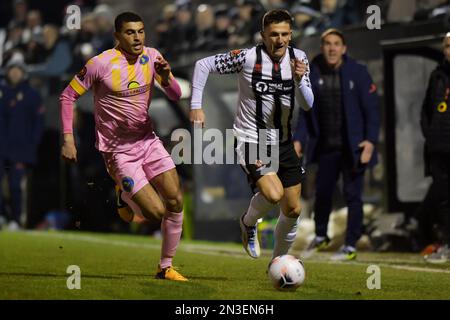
[191,45,314,145]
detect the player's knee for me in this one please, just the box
[165,192,183,213]
[284,204,302,218]
[118,207,134,223]
[141,203,166,220]
[264,189,284,204]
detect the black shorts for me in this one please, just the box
[235,140,306,190]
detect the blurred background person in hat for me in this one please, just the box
[0,60,44,230]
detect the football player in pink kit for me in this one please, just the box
[59,12,187,281]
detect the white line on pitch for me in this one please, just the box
[21,231,450,274]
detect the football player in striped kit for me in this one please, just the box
[190,9,314,262]
[59,12,187,281]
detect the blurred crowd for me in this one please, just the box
[156,0,366,59]
[2,0,450,71]
[0,0,116,76]
[151,0,450,59]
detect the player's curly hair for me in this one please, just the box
[114,12,143,32]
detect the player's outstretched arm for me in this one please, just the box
[190,49,247,128]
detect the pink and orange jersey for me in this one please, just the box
[60,46,181,152]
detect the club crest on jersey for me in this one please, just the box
[77,66,87,81]
[230,49,242,57]
[140,55,149,65]
[121,177,134,192]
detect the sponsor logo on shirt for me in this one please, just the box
[255,81,293,94]
[127,81,140,89]
[112,83,152,97]
[437,101,448,113]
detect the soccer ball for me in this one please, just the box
[268,255,305,291]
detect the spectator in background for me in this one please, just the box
[294,29,380,261]
[91,4,115,54]
[70,13,97,73]
[21,10,45,65]
[21,10,43,44]
[27,24,72,77]
[0,60,44,230]
[396,0,449,21]
[291,0,361,35]
[291,4,323,39]
[194,4,215,51]
[229,0,264,47]
[427,0,450,19]
[23,30,46,65]
[316,0,361,32]
[168,0,197,58]
[155,4,177,57]
[298,0,322,11]
[8,0,28,29]
[2,22,25,67]
[262,0,289,10]
[212,5,232,50]
[419,32,450,264]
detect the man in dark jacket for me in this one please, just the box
[293,28,380,261]
[420,33,450,264]
[0,61,44,230]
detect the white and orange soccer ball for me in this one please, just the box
[268,255,305,291]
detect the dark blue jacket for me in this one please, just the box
[0,81,44,164]
[293,54,380,168]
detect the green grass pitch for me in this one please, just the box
[1,230,449,300]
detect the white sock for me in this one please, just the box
[243,192,275,226]
[272,211,299,259]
